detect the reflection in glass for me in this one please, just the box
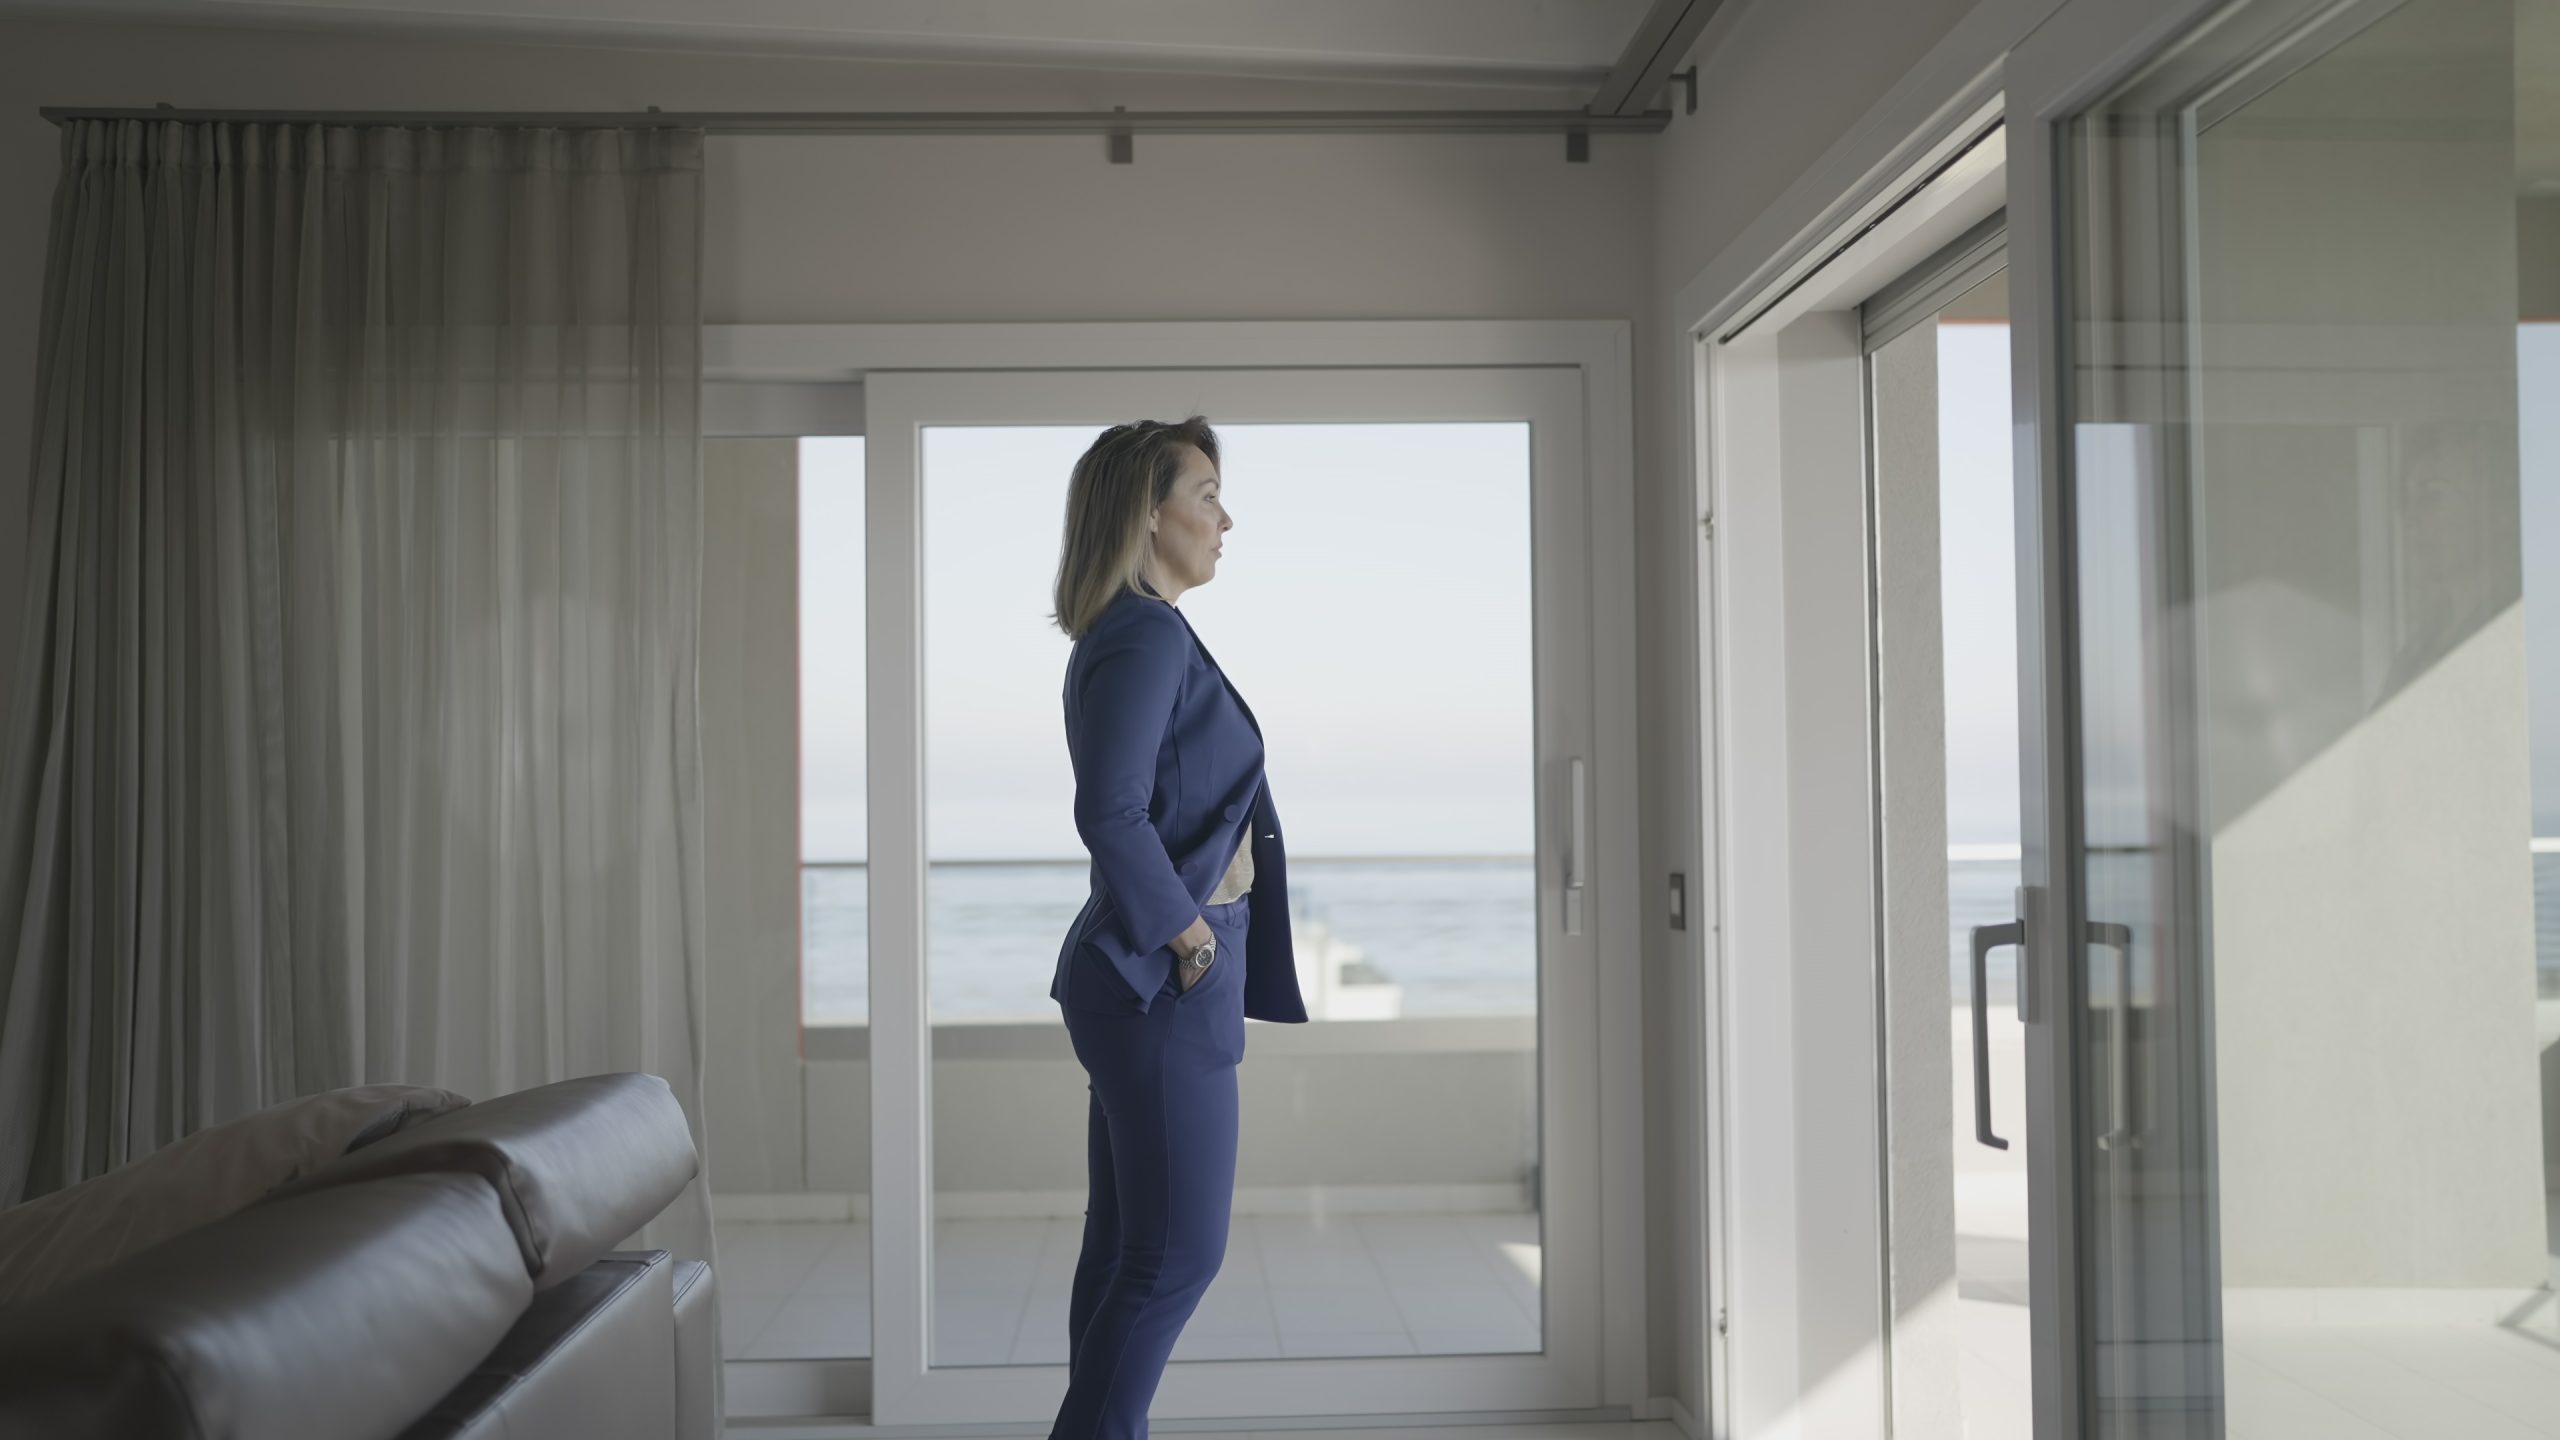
[2060,1,2556,1432]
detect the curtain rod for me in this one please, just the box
[39,104,1670,137]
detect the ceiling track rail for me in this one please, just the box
[39,102,1671,162]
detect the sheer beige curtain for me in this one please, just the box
[0,117,714,1267]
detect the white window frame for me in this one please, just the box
[705,319,1643,1430]
[1682,77,2014,1440]
[1675,2,2282,1435]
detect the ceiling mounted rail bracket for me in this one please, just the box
[1108,105,1132,165]
[1589,0,1726,118]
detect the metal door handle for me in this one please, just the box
[1969,920,2024,1150]
[2089,921,2136,1151]
[1563,756,1586,937]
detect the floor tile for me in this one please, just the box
[2224,1346,2397,1440]
[2314,1326,2560,1436]
[1387,1279,1535,1333]
[1409,1327,1540,1354]
[742,1293,871,1360]
[1277,1329,1418,1358]
[718,1291,786,1360]
[2233,1327,2552,1440]
[1267,1282,1405,1333]
[1172,1331,1286,1360]
[1189,1279,1280,1336]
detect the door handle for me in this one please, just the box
[1563,756,1587,937]
[2089,921,2136,1151]
[1969,919,2025,1150]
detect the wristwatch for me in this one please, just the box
[1178,936,1216,988]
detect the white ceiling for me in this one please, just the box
[0,0,1661,90]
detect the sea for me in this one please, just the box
[799,855,2560,1024]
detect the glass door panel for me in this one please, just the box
[864,365,1602,1422]
[1872,261,2034,1440]
[702,435,873,1364]
[918,421,1541,1368]
[2044,0,2555,1432]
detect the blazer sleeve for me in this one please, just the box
[1068,607,1200,955]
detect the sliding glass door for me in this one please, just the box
[861,366,1605,1423]
[2011,0,2557,1432]
[1866,233,2033,1440]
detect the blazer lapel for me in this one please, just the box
[1138,580,1263,739]
[1175,612,1262,739]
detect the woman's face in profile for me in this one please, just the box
[1149,443,1231,592]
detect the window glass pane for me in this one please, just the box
[2058,3,2555,1428]
[707,434,870,1361]
[921,420,1545,1368]
[1872,267,2030,1439]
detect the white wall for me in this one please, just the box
[1870,319,1965,1440]
[700,438,808,1196]
[1639,1,1998,1429]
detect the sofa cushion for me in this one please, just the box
[0,1082,471,1306]
[0,1170,531,1440]
[269,1071,699,1290]
[396,1250,677,1440]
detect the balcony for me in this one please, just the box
[714,865,1544,1364]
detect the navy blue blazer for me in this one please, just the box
[1050,582,1310,1023]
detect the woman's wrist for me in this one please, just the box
[1175,916,1212,953]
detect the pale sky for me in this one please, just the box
[1937,322,2024,848]
[799,422,1536,862]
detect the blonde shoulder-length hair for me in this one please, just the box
[1050,415,1221,639]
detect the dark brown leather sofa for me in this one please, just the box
[0,1072,720,1440]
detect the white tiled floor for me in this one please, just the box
[724,1031,2560,1440]
[1953,1202,2560,1440]
[721,1414,1689,1424]
[715,1210,1543,1364]
[1951,1009,2560,1439]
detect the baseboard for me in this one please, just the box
[1649,1393,1703,1438]
[728,1403,1640,1438]
[2223,1285,2554,1326]
[714,1182,1533,1224]
[712,1192,870,1223]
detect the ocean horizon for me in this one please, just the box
[796,854,2560,1023]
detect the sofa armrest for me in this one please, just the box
[0,1172,530,1440]
[397,1251,676,1440]
[270,1072,699,1290]
[666,1257,719,1440]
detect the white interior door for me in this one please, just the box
[860,364,1605,1423]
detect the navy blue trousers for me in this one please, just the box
[1048,894,1251,1440]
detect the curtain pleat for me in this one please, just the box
[0,118,715,1327]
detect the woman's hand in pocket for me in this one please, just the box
[1171,916,1211,992]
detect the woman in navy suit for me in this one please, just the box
[1045,416,1309,1439]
